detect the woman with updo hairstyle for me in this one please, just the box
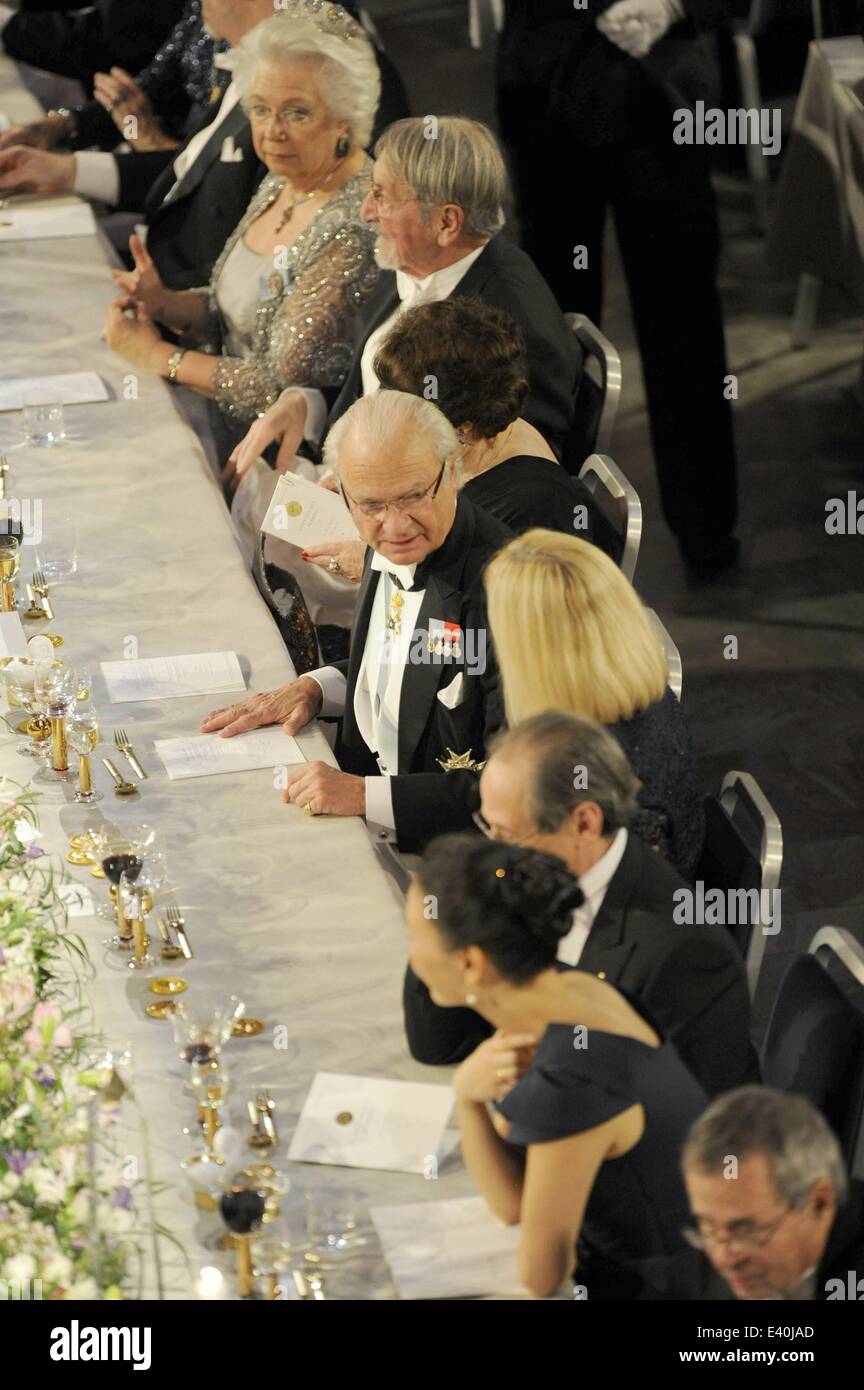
[407,834,707,1299]
[372,297,597,537]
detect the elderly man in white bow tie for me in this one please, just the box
[223,113,579,618]
[203,389,511,852]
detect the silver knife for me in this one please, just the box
[173,919,193,960]
[120,744,148,781]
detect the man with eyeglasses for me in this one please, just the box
[403,710,756,1102]
[223,114,581,494]
[201,390,510,851]
[652,1087,864,1301]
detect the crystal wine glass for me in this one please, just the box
[2,658,52,759]
[67,707,101,803]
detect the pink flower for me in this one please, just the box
[0,975,35,1024]
[22,1002,74,1051]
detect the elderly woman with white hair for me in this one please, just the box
[104,4,381,426]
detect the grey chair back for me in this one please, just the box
[762,927,864,1178]
[694,770,783,999]
[577,453,641,583]
[644,608,683,701]
[564,312,623,471]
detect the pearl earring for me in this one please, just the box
[465,991,478,1006]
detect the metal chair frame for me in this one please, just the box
[578,453,642,584]
[566,312,623,459]
[715,770,784,998]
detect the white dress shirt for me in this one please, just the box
[358,242,487,396]
[73,51,239,209]
[557,829,629,967]
[306,553,424,841]
[295,241,488,445]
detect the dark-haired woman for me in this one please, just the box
[224,298,596,633]
[408,835,707,1300]
[373,298,595,539]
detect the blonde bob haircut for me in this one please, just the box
[485,529,668,727]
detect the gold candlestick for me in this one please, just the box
[113,885,132,944]
[50,714,68,771]
[78,753,92,795]
[236,1235,254,1298]
[131,915,148,962]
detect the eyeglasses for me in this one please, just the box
[471,809,544,848]
[242,103,315,129]
[682,1206,798,1253]
[367,185,418,214]
[340,459,448,520]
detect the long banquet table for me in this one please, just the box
[0,56,472,1300]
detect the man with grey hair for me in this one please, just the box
[202,390,510,850]
[670,1087,864,1301]
[224,114,581,489]
[404,710,756,1100]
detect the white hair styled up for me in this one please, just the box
[233,6,381,150]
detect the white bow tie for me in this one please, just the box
[395,271,435,310]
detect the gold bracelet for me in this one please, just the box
[166,349,187,383]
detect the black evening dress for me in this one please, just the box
[497,1020,707,1299]
[462,455,596,540]
[610,686,705,881]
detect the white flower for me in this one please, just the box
[64,1277,99,1301]
[3,1252,37,1282]
[0,1172,21,1199]
[28,1165,68,1207]
[97,1204,134,1236]
[42,1253,74,1286]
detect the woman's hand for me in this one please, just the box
[221,390,309,490]
[301,539,365,585]
[111,234,168,319]
[104,296,167,371]
[453,1031,537,1105]
[93,68,175,151]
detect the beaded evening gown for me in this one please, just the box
[185,163,379,673]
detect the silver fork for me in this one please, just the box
[32,567,54,620]
[165,903,193,959]
[114,727,147,780]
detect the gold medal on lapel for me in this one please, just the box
[436,748,486,774]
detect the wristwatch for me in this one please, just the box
[167,349,187,383]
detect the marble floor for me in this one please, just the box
[368,2,864,1032]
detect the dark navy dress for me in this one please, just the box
[610,686,705,881]
[497,1022,707,1297]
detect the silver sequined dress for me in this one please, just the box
[189,161,379,423]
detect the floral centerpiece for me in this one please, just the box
[0,782,161,1299]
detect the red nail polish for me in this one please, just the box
[301,551,309,561]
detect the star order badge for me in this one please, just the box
[436,747,487,774]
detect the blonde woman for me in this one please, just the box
[485,529,704,878]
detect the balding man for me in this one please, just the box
[202,390,509,852]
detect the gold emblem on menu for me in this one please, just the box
[286,501,302,517]
[335,1111,353,1126]
[436,748,487,774]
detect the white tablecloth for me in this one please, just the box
[0,57,472,1300]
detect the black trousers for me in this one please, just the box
[500,97,738,545]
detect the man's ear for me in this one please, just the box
[437,202,465,246]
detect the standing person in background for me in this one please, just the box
[497,0,739,575]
